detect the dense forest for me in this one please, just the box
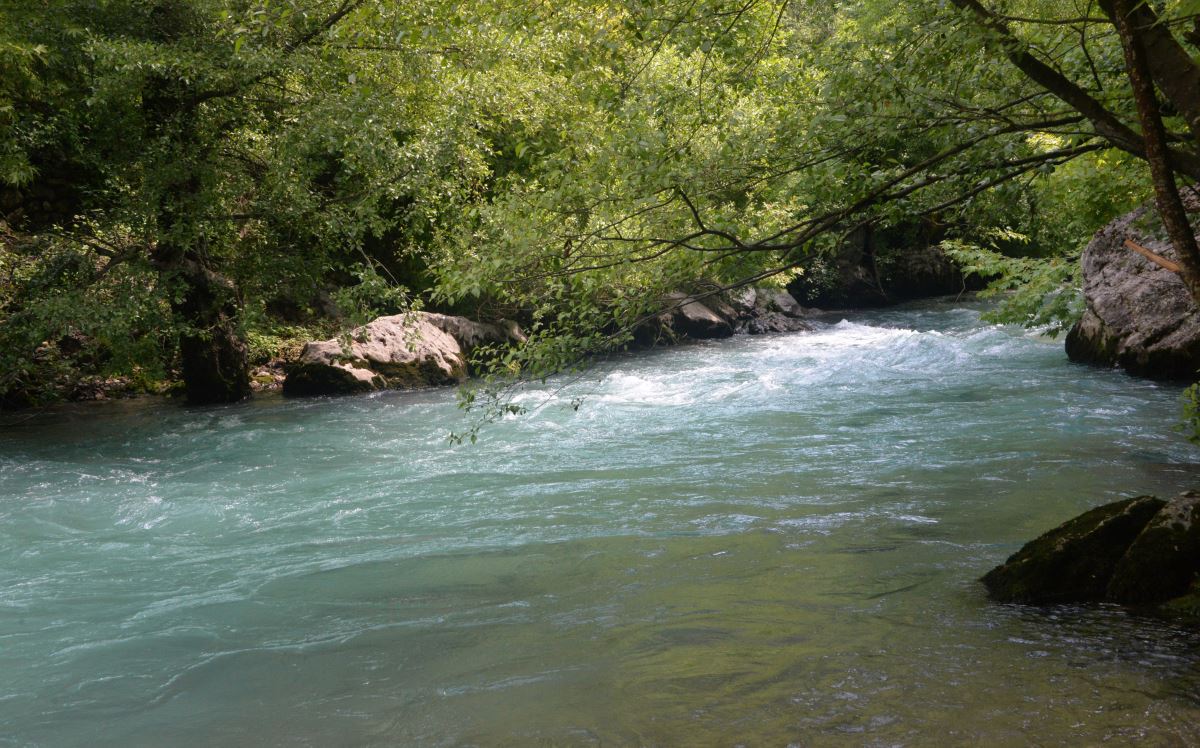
[2,0,1198,410]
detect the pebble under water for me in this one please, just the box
[2,299,1199,746]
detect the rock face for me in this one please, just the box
[283,312,522,397]
[981,496,1166,604]
[983,491,1200,618]
[787,222,971,308]
[1065,199,1200,379]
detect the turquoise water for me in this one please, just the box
[2,300,1199,746]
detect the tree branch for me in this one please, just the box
[1124,238,1183,273]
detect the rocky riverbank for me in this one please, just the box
[281,286,815,397]
[1065,193,1200,380]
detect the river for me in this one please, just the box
[2,299,1198,745]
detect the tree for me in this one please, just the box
[438,1,1119,349]
[5,0,1197,411]
[948,0,1200,302]
[1,0,469,404]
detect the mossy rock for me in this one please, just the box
[1159,586,1200,622]
[1107,491,1200,605]
[282,360,381,396]
[981,496,1165,604]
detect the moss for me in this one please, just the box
[245,323,334,366]
[1107,492,1200,604]
[1159,587,1200,622]
[981,496,1165,604]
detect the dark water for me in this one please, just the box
[2,300,1198,745]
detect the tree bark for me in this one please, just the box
[1111,0,1200,304]
[1098,0,1200,144]
[145,77,250,405]
[162,253,252,405]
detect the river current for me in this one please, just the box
[2,300,1199,745]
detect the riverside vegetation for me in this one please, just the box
[3,0,1200,414]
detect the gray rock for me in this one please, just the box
[630,286,812,346]
[757,288,807,318]
[664,292,733,339]
[1065,197,1200,379]
[743,288,812,334]
[1107,490,1200,604]
[787,222,971,308]
[980,495,1165,604]
[283,312,523,397]
[729,287,758,317]
[423,313,527,355]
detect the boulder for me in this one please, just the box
[880,241,966,301]
[729,287,759,317]
[1065,196,1200,380]
[423,313,526,354]
[631,287,813,346]
[787,222,971,308]
[283,312,522,397]
[1107,490,1200,604]
[663,292,734,339]
[740,288,812,335]
[981,496,1165,604]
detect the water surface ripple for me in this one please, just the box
[2,300,1199,745]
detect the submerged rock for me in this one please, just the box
[283,312,522,397]
[981,496,1165,604]
[1065,196,1200,379]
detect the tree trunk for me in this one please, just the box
[1098,0,1200,144]
[155,249,251,405]
[949,0,1200,180]
[1111,0,1200,305]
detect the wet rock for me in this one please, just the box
[1107,491,1200,604]
[1065,194,1200,380]
[981,496,1165,604]
[249,364,286,391]
[283,312,522,397]
[631,286,812,347]
[787,222,971,308]
[1159,588,1200,621]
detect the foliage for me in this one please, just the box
[0,0,1195,416]
[1184,384,1200,445]
[941,230,1081,333]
